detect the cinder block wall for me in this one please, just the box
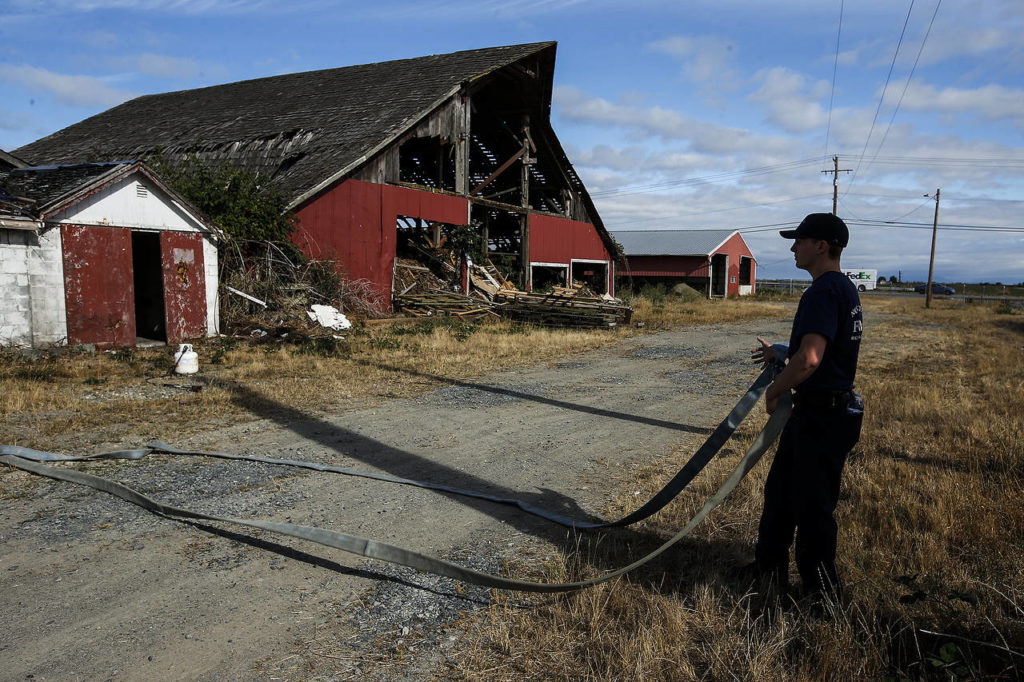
[0,227,68,347]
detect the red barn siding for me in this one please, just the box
[61,224,135,349]
[293,179,468,299]
[718,232,755,297]
[530,214,612,292]
[530,214,609,262]
[160,231,207,342]
[621,255,709,278]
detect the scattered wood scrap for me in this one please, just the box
[493,290,633,328]
[393,258,450,296]
[392,253,632,329]
[393,293,500,319]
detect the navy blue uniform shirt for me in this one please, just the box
[787,270,862,393]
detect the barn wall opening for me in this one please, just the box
[710,253,727,297]
[131,230,166,343]
[530,263,568,292]
[739,256,752,286]
[471,203,523,289]
[571,260,608,295]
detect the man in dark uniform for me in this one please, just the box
[747,212,864,601]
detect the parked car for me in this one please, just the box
[914,283,956,295]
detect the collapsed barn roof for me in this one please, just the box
[13,42,578,209]
[0,161,220,237]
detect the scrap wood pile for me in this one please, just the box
[494,289,633,328]
[392,256,632,329]
[393,258,452,297]
[393,292,499,320]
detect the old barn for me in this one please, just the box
[0,160,220,348]
[13,42,616,304]
[612,229,756,298]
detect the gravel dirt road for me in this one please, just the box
[1,316,790,681]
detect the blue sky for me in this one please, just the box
[2,0,1022,283]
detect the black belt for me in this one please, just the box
[793,388,854,410]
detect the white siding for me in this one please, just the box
[203,236,220,335]
[51,176,206,233]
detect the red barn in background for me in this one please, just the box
[612,229,756,298]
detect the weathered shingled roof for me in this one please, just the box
[14,42,556,207]
[0,162,132,211]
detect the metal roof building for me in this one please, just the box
[612,229,757,297]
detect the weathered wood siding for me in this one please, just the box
[160,231,207,342]
[61,224,136,348]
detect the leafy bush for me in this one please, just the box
[147,152,296,250]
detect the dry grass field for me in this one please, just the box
[441,297,1024,680]
[4,293,1019,680]
[0,295,782,451]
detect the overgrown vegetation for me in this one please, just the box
[147,152,297,249]
[444,298,1024,680]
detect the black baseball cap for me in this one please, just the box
[779,213,849,247]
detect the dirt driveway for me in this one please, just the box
[1,315,790,681]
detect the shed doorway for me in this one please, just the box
[131,231,166,343]
[711,253,728,297]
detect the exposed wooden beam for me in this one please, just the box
[471,146,525,196]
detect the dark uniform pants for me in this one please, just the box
[755,400,862,596]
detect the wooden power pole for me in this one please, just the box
[925,188,940,308]
[821,155,852,215]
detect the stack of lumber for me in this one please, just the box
[393,292,498,319]
[393,259,450,296]
[494,290,633,328]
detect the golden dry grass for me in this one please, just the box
[0,297,789,450]
[445,297,1024,680]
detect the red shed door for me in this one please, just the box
[160,232,207,343]
[62,224,136,349]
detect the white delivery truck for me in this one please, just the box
[844,268,877,291]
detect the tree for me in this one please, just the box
[889,275,899,284]
[147,152,296,252]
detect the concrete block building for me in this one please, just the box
[0,159,221,348]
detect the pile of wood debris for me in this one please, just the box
[393,258,632,329]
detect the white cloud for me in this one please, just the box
[748,67,829,133]
[0,64,133,107]
[8,0,275,13]
[104,53,226,80]
[648,35,739,85]
[888,80,1024,124]
[555,85,792,155]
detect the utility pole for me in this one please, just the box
[821,155,852,215]
[925,188,940,309]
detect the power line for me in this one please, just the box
[823,0,845,159]
[864,0,942,174]
[847,0,917,193]
[587,158,823,198]
[845,219,1024,232]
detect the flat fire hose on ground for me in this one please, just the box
[0,376,790,593]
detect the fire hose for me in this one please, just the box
[0,368,789,592]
